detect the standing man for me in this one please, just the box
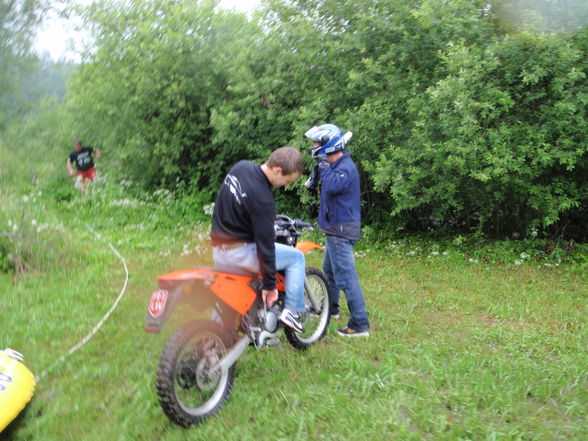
[66,140,100,191]
[211,146,306,333]
[305,124,370,337]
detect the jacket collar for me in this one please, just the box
[330,150,350,167]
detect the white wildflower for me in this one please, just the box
[203,203,215,216]
[31,219,37,226]
[520,252,530,260]
[23,195,30,202]
[514,260,522,266]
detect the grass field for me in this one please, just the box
[1,176,587,441]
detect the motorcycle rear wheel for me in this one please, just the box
[156,320,236,427]
[285,267,331,350]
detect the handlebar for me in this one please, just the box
[294,220,313,230]
[274,215,314,232]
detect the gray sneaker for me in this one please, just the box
[337,326,369,337]
[279,308,305,333]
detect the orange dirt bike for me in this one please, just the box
[145,215,331,427]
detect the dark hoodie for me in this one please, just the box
[211,160,277,290]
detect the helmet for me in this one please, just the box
[304,124,352,157]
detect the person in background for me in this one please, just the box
[211,146,306,333]
[304,124,370,337]
[66,140,100,191]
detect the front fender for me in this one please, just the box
[296,240,325,254]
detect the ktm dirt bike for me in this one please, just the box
[145,215,331,427]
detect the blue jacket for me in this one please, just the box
[318,151,361,240]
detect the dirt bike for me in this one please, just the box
[145,215,331,427]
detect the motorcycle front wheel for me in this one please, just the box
[285,267,331,350]
[156,320,236,427]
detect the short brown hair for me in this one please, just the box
[266,146,303,175]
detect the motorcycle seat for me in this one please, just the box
[207,265,258,277]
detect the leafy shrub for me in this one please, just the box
[23,0,588,240]
[43,174,77,203]
[0,191,73,280]
[373,31,587,238]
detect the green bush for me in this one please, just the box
[373,30,588,238]
[0,190,73,280]
[43,174,77,203]
[25,0,588,239]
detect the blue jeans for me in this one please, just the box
[323,235,369,331]
[213,242,306,311]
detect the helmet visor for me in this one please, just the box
[304,126,327,142]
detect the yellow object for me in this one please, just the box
[0,349,36,433]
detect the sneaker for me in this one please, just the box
[279,308,305,333]
[337,326,369,337]
[330,314,340,320]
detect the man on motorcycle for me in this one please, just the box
[304,124,370,337]
[211,146,306,333]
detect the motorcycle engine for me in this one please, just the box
[261,307,278,333]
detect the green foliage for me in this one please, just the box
[0,0,52,127]
[373,28,588,237]
[7,0,586,239]
[64,0,259,192]
[20,56,76,104]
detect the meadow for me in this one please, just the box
[1,172,587,441]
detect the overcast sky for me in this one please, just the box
[34,0,261,60]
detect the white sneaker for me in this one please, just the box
[279,308,305,333]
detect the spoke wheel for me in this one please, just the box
[285,267,331,350]
[156,320,236,427]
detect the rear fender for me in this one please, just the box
[145,282,197,333]
[145,268,257,333]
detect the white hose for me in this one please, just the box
[35,226,129,382]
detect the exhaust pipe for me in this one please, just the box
[219,335,251,372]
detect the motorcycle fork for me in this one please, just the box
[304,275,321,312]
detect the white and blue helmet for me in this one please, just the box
[305,123,353,157]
